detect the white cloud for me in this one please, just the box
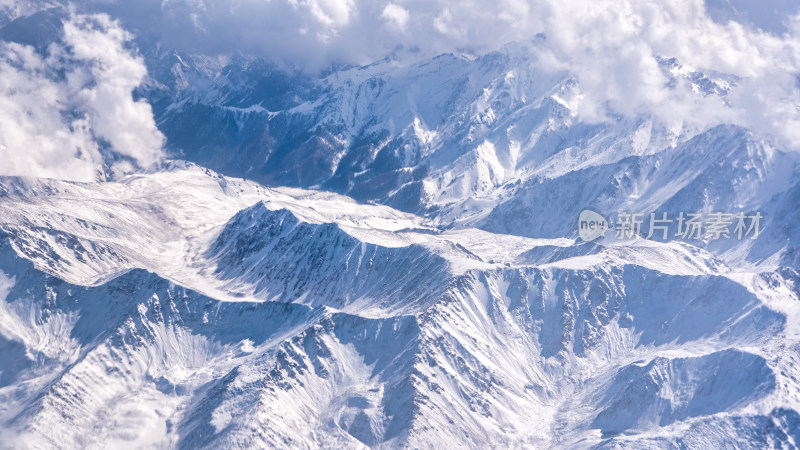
[0,0,53,20]
[0,42,101,181]
[64,14,164,168]
[0,10,164,181]
[81,0,800,149]
[533,0,800,147]
[382,3,409,31]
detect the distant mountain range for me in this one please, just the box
[1,5,800,449]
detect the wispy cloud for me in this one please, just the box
[86,0,800,149]
[3,0,800,182]
[0,10,163,181]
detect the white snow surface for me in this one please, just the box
[0,164,798,448]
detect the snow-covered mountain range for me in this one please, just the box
[2,164,799,448]
[1,3,800,449]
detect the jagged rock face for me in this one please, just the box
[206,204,451,311]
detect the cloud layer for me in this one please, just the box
[0,11,164,181]
[85,0,800,150]
[3,0,800,183]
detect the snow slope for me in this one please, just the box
[0,165,799,448]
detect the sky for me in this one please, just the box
[1,0,800,180]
